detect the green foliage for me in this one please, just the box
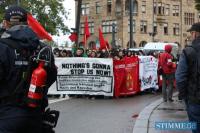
[0,0,70,35]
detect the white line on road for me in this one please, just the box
[49,96,70,104]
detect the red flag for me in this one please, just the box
[83,16,90,45]
[98,27,107,50]
[69,32,77,42]
[105,40,110,49]
[27,14,52,41]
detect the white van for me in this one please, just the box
[143,42,179,58]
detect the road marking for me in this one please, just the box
[49,96,69,104]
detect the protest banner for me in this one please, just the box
[113,56,140,97]
[139,56,158,91]
[48,57,114,96]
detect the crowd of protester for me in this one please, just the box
[52,47,152,60]
[52,46,179,98]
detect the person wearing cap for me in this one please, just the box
[0,5,57,133]
[176,22,200,133]
[158,44,176,102]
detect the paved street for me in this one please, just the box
[49,92,162,133]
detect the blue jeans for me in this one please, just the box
[185,102,200,133]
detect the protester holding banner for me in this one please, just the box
[126,50,133,57]
[60,50,68,57]
[118,50,124,60]
[89,50,97,58]
[158,44,176,102]
[74,47,86,57]
[99,49,110,58]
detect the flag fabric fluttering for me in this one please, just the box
[69,32,77,42]
[83,16,90,46]
[105,40,110,49]
[98,27,107,50]
[27,14,52,41]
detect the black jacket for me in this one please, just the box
[0,25,57,107]
[178,36,200,104]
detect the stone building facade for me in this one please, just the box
[76,0,199,49]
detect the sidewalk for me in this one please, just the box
[133,92,191,133]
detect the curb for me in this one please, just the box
[132,92,178,133]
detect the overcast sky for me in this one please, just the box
[52,0,75,46]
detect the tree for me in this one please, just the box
[0,0,70,35]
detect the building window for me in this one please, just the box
[154,2,157,14]
[184,13,195,25]
[173,23,180,35]
[96,2,101,14]
[173,5,179,16]
[140,20,147,33]
[81,3,90,15]
[102,20,117,33]
[165,4,170,16]
[153,23,157,34]
[125,0,138,16]
[80,22,94,34]
[158,3,162,15]
[134,1,138,15]
[116,0,122,16]
[128,19,136,33]
[157,3,165,15]
[141,1,146,13]
[164,23,168,35]
[107,0,112,15]
[89,22,94,34]
[154,2,164,15]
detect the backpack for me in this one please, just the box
[0,38,56,108]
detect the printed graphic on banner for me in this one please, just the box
[139,56,158,91]
[113,57,140,97]
[49,58,114,96]
[57,75,112,93]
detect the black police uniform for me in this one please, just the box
[0,24,57,133]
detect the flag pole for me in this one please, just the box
[75,0,82,47]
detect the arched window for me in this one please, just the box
[139,41,147,47]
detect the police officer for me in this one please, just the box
[0,6,57,133]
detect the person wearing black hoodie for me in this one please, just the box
[0,6,57,133]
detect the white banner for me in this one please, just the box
[139,56,158,91]
[48,57,114,96]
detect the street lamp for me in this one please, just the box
[152,0,157,42]
[129,0,134,48]
[112,23,117,49]
[75,0,82,47]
